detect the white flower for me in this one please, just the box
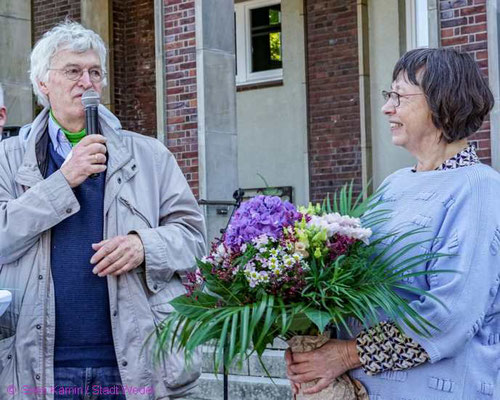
[213,243,228,263]
[201,256,213,264]
[282,256,295,268]
[244,264,263,288]
[248,279,257,288]
[258,271,270,283]
[252,234,270,248]
[307,213,372,244]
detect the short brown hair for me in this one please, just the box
[393,48,494,143]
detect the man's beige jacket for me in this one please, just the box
[0,107,207,399]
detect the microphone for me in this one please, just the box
[82,89,100,135]
[82,89,102,178]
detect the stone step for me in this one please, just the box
[179,373,292,400]
[201,347,288,379]
[178,339,292,399]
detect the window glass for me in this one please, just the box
[250,5,282,72]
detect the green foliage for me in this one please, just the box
[153,182,452,374]
[322,180,384,218]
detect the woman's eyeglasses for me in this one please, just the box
[382,90,424,107]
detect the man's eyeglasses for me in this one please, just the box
[49,66,106,83]
[382,90,424,107]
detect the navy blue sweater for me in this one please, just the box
[47,142,117,367]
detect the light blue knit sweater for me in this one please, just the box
[348,164,500,400]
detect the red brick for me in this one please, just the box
[460,5,485,15]
[442,35,469,46]
[306,0,362,203]
[440,0,491,165]
[441,28,455,38]
[441,17,468,28]
[460,23,486,34]
[33,0,81,42]
[165,0,199,196]
[475,13,486,23]
[113,0,157,139]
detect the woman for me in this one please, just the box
[286,48,500,399]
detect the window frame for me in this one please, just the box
[405,0,430,50]
[235,0,283,86]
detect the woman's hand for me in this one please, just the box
[285,349,301,395]
[286,339,361,394]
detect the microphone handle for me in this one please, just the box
[85,106,99,135]
[85,106,101,179]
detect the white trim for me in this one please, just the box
[195,0,207,200]
[154,0,166,143]
[406,0,430,50]
[235,0,283,85]
[427,0,440,48]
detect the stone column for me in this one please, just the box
[0,0,33,126]
[81,0,113,110]
[195,0,238,241]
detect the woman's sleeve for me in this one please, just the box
[356,321,429,375]
[397,172,500,363]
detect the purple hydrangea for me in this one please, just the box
[224,196,301,250]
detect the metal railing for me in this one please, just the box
[1,126,21,140]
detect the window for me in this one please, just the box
[406,0,429,49]
[235,0,283,85]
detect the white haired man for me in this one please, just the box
[0,84,7,139]
[0,22,206,399]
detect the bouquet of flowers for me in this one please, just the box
[155,185,446,398]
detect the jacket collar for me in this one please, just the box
[99,111,138,184]
[15,109,50,187]
[15,106,138,188]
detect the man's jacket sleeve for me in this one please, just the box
[134,142,207,294]
[0,143,79,264]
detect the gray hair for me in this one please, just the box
[30,21,108,108]
[0,84,3,108]
[393,48,494,143]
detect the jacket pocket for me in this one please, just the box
[114,196,155,240]
[151,301,202,390]
[134,271,202,389]
[136,270,185,318]
[0,335,15,375]
[118,196,153,228]
[0,335,20,400]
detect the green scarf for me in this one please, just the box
[50,110,86,147]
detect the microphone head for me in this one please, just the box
[81,89,100,108]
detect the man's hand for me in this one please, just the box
[60,134,107,188]
[286,339,361,395]
[90,234,145,277]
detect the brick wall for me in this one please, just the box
[33,0,81,42]
[440,0,491,164]
[165,0,199,197]
[112,0,157,137]
[305,0,362,203]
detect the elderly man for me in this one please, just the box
[0,22,206,399]
[0,84,7,139]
